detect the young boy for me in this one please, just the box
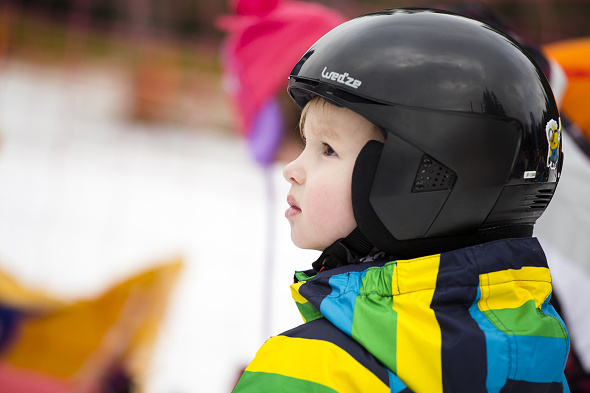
[233,8,570,393]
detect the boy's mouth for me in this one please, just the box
[285,195,302,218]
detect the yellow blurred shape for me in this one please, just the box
[0,259,183,392]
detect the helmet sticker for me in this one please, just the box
[321,66,362,89]
[546,118,561,170]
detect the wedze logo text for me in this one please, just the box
[321,67,362,89]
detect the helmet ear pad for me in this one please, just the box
[352,136,457,257]
[352,139,446,259]
[352,139,438,259]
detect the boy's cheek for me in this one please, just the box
[309,205,356,241]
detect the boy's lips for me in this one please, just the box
[285,195,302,218]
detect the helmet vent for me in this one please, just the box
[412,155,457,193]
[528,189,553,210]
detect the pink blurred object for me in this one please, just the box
[217,0,345,164]
[0,362,77,393]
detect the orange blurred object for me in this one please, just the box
[544,37,590,140]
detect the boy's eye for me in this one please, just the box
[323,143,337,157]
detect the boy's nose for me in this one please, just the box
[283,156,304,184]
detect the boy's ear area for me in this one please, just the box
[352,137,454,257]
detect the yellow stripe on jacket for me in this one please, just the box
[245,335,390,393]
[394,254,443,393]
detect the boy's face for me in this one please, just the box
[283,98,384,251]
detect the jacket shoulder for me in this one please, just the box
[233,318,410,392]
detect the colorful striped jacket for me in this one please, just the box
[234,237,570,392]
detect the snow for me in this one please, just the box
[0,59,319,392]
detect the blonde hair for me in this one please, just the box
[299,96,323,136]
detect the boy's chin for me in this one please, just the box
[290,233,329,252]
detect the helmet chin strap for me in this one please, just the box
[311,227,374,273]
[344,226,375,255]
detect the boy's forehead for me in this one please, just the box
[302,102,341,140]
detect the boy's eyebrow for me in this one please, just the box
[301,125,340,141]
[316,126,340,140]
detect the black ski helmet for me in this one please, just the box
[287,8,563,258]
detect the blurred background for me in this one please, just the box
[0,0,589,392]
